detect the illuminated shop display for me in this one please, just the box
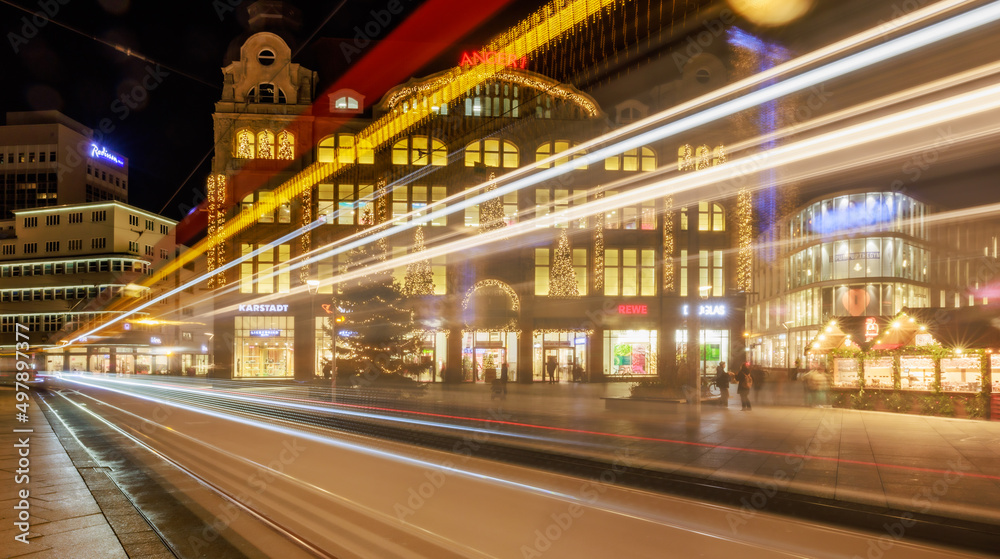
[604,330,657,376]
[234,316,294,378]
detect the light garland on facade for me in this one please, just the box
[300,186,312,284]
[236,130,254,159]
[737,186,753,291]
[462,279,520,312]
[533,328,594,335]
[205,174,227,288]
[403,226,434,296]
[549,228,580,298]
[145,0,618,290]
[678,144,693,171]
[258,131,275,159]
[594,190,604,291]
[663,196,674,292]
[375,178,388,262]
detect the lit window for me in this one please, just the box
[465,139,519,168]
[319,134,374,165]
[393,136,447,166]
[236,130,255,158]
[535,140,587,169]
[334,96,359,109]
[257,131,275,159]
[277,130,294,160]
[605,147,656,171]
[604,248,655,296]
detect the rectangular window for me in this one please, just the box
[605,248,655,296]
[129,241,138,253]
[129,215,139,226]
[45,241,59,252]
[68,239,82,251]
[92,210,107,222]
[92,237,106,249]
[23,243,37,254]
[46,215,59,226]
[241,244,253,293]
[534,248,550,295]
[24,216,37,228]
[69,212,83,224]
[160,224,169,235]
[318,184,335,223]
[1,245,13,255]
[145,219,154,231]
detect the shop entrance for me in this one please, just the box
[533,331,587,382]
[235,316,294,378]
[461,330,518,382]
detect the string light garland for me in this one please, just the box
[594,190,604,291]
[479,172,507,233]
[549,228,580,298]
[663,195,674,292]
[277,130,294,160]
[737,186,753,291]
[403,226,434,296]
[300,186,311,284]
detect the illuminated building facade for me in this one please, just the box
[748,191,937,367]
[202,0,759,382]
[0,201,200,374]
[0,111,128,221]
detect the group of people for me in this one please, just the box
[715,361,757,411]
[715,358,831,409]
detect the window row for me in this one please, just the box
[235,129,295,160]
[787,238,929,289]
[87,164,126,189]
[0,285,123,303]
[313,135,658,171]
[0,259,149,277]
[2,151,57,165]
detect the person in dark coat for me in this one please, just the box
[715,361,730,408]
[736,364,753,411]
[545,357,557,384]
[499,362,509,397]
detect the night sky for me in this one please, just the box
[0,0,536,220]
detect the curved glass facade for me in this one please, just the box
[789,192,927,247]
[788,237,929,289]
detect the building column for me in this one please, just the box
[293,304,315,381]
[589,327,604,382]
[212,316,234,379]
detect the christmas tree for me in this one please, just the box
[479,172,506,233]
[548,228,580,297]
[403,226,434,296]
[328,204,419,379]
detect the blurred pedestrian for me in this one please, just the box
[751,366,766,403]
[715,361,730,408]
[736,364,753,411]
[500,362,509,397]
[545,357,557,384]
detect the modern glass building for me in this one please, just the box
[748,190,932,367]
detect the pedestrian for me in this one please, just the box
[736,364,753,411]
[500,362,509,397]
[322,360,332,380]
[545,357,557,384]
[805,367,829,407]
[715,361,730,408]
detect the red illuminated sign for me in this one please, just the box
[459,50,528,69]
[864,317,879,341]
[618,304,648,315]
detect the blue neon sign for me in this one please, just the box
[90,144,124,167]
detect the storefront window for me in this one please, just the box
[604,330,657,377]
[461,330,518,382]
[833,357,860,387]
[940,357,981,392]
[532,331,587,382]
[900,355,934,389]
[863,356,893,388]
[235,316,294,378]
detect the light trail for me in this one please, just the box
[139,0,986,288]
[52,373,1000,484]
[57,0,1000,344]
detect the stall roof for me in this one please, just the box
[901,306,1000,350]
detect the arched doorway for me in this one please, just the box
[462,280,520,382]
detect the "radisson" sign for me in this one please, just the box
[90,144,124,167]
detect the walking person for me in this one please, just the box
[750,365,766,404]
[736,363,753,411]
[545,357,557,384]
[715,361,731,408]
[500,362,509,398]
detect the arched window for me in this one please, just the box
[236,130,255,159]
[277,130,294,160]
[536,140,586,169]
[334,96,358,110]
[393,135,447,166]
[605,147,656,171]
[695,145,712,170]
[248,84,286,104]
[465,139,519,168]
[257,131,275,159]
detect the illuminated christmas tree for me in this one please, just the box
[479,172,506,233]
[549,228,579,297]
[328,204,419,379]
[403,226,434,296]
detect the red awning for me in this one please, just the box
[870,342,904,350]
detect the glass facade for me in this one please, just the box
[234,316,294,378]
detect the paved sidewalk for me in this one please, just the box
[0,386,174,559]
